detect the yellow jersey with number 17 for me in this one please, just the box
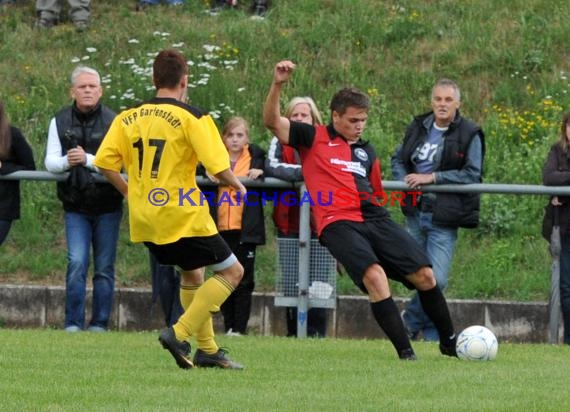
[94,97,230,244]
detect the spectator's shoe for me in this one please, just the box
[398,348,417,360]
[34,18,54,29]
[158,327,194,369]
[439,335,458,358]
[87,325,107,333]
[64,325,81,333]
[193,348,244,369]
[73,20,88,32]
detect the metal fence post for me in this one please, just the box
[296,183,311,338]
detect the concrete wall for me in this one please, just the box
[0,284,561,343]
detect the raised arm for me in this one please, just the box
[263,60,296,145]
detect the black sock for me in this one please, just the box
[370,297,412,356]
[418,286,455,345]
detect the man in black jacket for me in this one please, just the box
[391,78,485,341]
[45,66,123,332]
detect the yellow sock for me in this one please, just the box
[173,275,234,344]
[179,283,218,354]
[179,283,198,310]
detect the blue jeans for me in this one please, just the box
[559,235,570,344]
[403,212,457,341]
[64,210,122,330]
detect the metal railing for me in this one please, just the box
[0,171,565,341]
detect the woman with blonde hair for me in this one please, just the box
[265,96,331,337]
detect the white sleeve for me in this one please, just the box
[44,118,70,173]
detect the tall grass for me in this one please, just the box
[1,329,570,411]
[0,0,568,299]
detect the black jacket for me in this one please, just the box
[542,142,570,239]
[396,111,484,228]
[0,127,36,220]
[54,102,123,215]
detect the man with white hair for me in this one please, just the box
[45,66,123,333]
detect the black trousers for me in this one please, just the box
[220,230,257,334]
[149,252,183,327]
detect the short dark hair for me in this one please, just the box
[329,87,370,115]
[153,49,188,89]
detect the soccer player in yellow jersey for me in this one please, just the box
[94,49,247,369]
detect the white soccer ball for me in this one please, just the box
[456,325,498,361]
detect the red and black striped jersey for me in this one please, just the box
[289,122,388,235]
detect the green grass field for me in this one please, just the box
[2,329,570,411]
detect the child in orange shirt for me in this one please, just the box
[204,116,266,335]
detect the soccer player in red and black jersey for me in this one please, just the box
[263,60,458,360]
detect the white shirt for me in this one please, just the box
[44,117,97,173]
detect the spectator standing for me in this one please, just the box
[45,66,123,332]
[263,60,458,360]
[201,116,266,336]
[35,0,91,31]
[542,110,570,345]
[265,96,329,337]
[94,49,246,369]
[0,101,36,246]
[391,78,485,341]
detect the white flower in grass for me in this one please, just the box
[86,47,97,53]
[172,42,184,48]
[197,77,209,86]
[71,57,81,63]
[187,60,195,66]
[128,39,140,44]
[223,60,238,69]
[121,90,136,100]
[237,87,246,92]
[198,62,216,71]
[81,56,90,61]
[120,58,135,65]
[209,110,221,119]
[110,95,117,100]
[203,44,220,53]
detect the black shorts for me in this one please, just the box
[145,234,237,272]
[319,217,431,292]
